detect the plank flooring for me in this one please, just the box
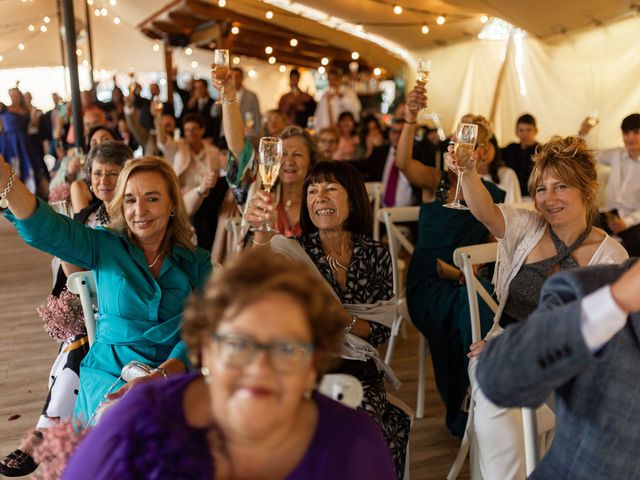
[0,216,469,479]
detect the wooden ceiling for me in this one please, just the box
[138,0,372,72]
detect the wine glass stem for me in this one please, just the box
[454,171,464,204]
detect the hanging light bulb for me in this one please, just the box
[318,66,326,74]
[94,8,101,16]
[113,16,120,25]
[43,16,51,23]
[100,7,108,16]
[0,55,3,62]
[76,48,82,56]
[356,23,363,31]
[248,69,257,78]
[218,0,226,7]
[28,24,35,32]
[232,56,240,64]
[265,10,274,19]
[18,43,25,50]
[351,51,359,60]
[373,67,381,76]
[393,4,403,15]
[421,23,429,34]
[82,59,89,67]
[87,0,94,5]
[480,15,488,23]
[437,15,446,25]
[109,0,117,5]
[231,25,239,34]
[265,46,273,54]
[191,60,198,68]
[290,38,298,47]
[279,65,287,73]
[185,47,193,55]
[268,56,276,64]
[153,43,160,52]
[321,57,329,65]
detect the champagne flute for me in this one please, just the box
[244,111,255,129]
[414,59,431,114]
[586,109,599,127]
[151,95,163,115]
[443,122,478,210]
[128,71,136,95]
[213,49,230,105]
[254,137,283,232]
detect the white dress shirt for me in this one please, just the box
[598,147,640,228]
[381,146,415,207]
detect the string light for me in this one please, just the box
[268,56,276,64]
[393,4,403,15]
[87,0,94,5]
[373,67,381,76]
[279,65,287,73]
[290,38,298,47]
[318,66,326,74]
[356,23,363,31]
[480,15,488,23]
[43,16,51,23]
[0,55,3,62]
[109,0,117,5]
[248,69,257,78]
[94,8,101,16]
[232,56,240,64]
[321,57,329,65]
[76,48,82,56]
[231,25,239,34]
[218,0,226,7]
[113,16,120,25]
[437,15,446,25]
[82,59,89,67]
[185,47,193,55]
[153,43,160,52]
[351,51,359,60]
[28,24,35,32]
[421,23,429,34]
[265,46,273,54]
[265,10,274,19]
[100,7,108,16]
[18,43,25,50]
[191,60,198,68]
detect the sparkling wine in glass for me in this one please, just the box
[416,59,431,87]
[213,49,230,105]
[128,71,136,95]
[443,122,478,210]
[255,137,283,232]
[151,95,163,115]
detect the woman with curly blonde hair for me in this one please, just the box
[448,135,628,479]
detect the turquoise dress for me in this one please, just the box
[406,179,505,437]
[6,200,212,425]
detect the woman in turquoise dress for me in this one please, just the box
[0,88,38,193]
[1,155,212,427]
[396,87,505,436]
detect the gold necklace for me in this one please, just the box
[325,254,348,273]
[148,253,163,268]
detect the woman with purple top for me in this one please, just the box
[62,249,396,480]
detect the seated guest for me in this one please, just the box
[68,126,120,212]
[248,161,410,477]
[264,108,288,137]
[62,249,396,480]
[333,111,360,161]
[0,155,212,426]
[502,113,539,196]
[317,127,340,161]
[278,68,316,127]
[581,113,640,256]
[398,86,505,436]
[0,142,132,478]
[452,133,627,478]
[477,258,640,480]
[477,135,522,204]
[356,114,386,161]
[213,72,318,242]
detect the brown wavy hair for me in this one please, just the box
[527,135,599,227]
[107,156,195,252]
[466,114,494,149]
[182,249,344,374]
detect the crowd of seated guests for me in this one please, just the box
[1,61,640,480]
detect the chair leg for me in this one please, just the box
[416,334,427,419]
[403,439,411,480]
[385,333,397,366]
[447,429,470,480]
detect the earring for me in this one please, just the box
[89,185,93,192]
[201,366,211,384]
[303,387,313,400]
[170,209,176,217]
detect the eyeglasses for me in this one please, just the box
[212,333,315,374]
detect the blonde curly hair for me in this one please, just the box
[528,135,599,228]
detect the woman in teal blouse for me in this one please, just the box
[0,155,212,426]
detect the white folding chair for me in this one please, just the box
[66,271,98,347]
[365,182,383,241]
[318,374,364,409]
[224,216,244,255]
[447,243,499,479]
[378,207,429,419]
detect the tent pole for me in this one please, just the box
[164,42,174,105]
[56,0,68,98]
[489,33,514,124]
[61,0,84,149]
[84,0,96,90]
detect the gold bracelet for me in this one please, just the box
[222,96,238,105]
[405,120,417,125]
[252,236,273,246]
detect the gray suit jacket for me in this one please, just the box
[238,88,261,138]
[478,259,640,480]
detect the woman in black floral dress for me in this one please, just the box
[246,160,410,478]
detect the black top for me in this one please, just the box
[501,142,538,195]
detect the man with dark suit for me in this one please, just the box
[478,258,640,479]
[181,78,220,141]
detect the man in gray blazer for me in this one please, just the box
[230,67,261,138]
[477,258,640,479]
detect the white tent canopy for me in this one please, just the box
[1,0,638,148]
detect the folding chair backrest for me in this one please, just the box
[318,374,364,409]
[378,207,419,298]
[453,243,498,344]
[224,216,243,254]
[365,182,383,241]
[66,271,98,347]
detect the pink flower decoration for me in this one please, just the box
[32,421,90,480]
[48,184,71,203]
[37,290,86,342]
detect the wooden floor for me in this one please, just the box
[0,216,469,479]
